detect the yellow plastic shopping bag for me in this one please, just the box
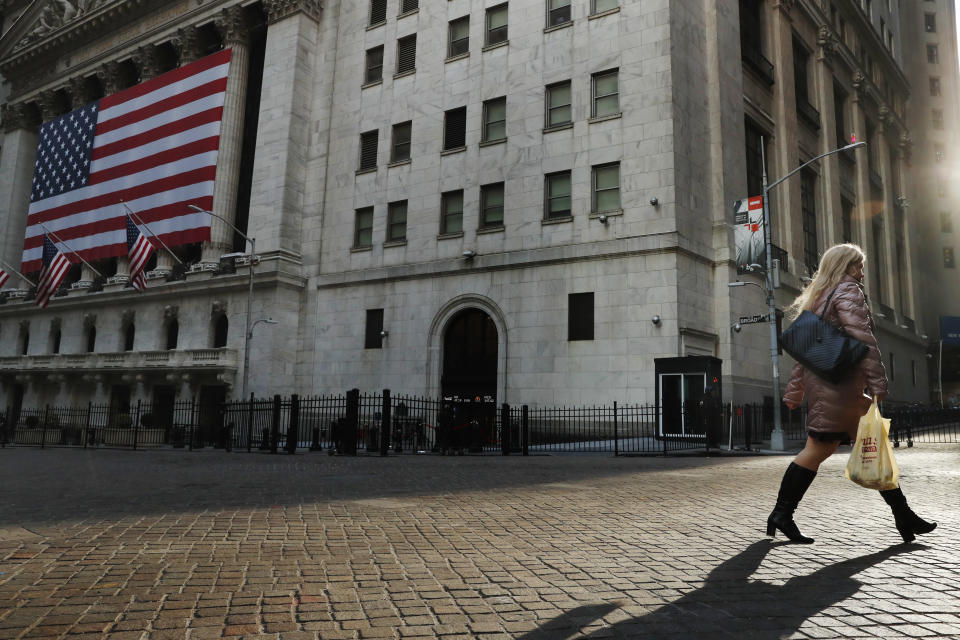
[845,398,899,490]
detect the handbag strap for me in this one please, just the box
[818,286,839,317]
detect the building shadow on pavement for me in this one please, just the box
[518,540,926,640]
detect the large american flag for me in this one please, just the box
[22,49,231,273]
[35,235,72,308]
[126,214,155,292]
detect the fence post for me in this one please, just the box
[246,393,255,453]
[41,404,50,449]
[522,405,529,456]
[131,399,140,451]
[270,394,281,454]
[286,394,300,454]
[380,390,391,456]
[83,402,92,448]
[501,403,510,455]
[1,404,7,448]
[343,389,359,455]
[613,401,619,457]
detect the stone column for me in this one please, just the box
[768,1,799,265]
[897,133,917,321]
[850,72,872,256]
[875,109,897,314]
[248,0,321,264]
[199,6,252,267]
[0,103,39,289]
[816,25,840,248]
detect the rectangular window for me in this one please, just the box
[841,199,854,244]
[925,13,937,33]
[369,0,386,25]
[592,162,620,213]
[480,182,505,228]
[548,0,571,27]
[448,16,469,58]
[365,309,384,349]
[793,42,810,105]
[400,0,418,14]
[801,170,818,276]
[945,247,956,269]
[387,201,407,242]
[568,292,594,341]
[744,119,767,198]
[545,171,572,219]
[441,190,464,235]
[833,84,847,149]
[443,106,467,150]
[928,44,939,64]
[933,109,944,130]
[365,45,384,84]
[358,130,378,171]
[930,77,942,97]
[396,34,416,75]
[592,69,619,118]
[941,212,953,233]
[889,352,895,381]
[486,3,508,46]
[391,121,411,163]
[482,97,507,142]
[593,0,617,13]
[354,207,373,248]
[545,81,572,128]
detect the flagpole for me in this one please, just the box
[120,201,185,265]
[0,256,37,288]
[38,223,103,277]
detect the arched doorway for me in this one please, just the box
[441,308,498,401]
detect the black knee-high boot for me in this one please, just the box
[879,486,937,543]
[766,462,817,543]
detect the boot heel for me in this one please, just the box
[766,520,776,537]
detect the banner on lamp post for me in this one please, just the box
[733,196,766,275]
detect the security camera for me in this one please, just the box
[380,330,389,338]
[733,322,742,333]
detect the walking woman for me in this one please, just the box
[767,243,936,544]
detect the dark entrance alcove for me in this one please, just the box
[440,308,498,402]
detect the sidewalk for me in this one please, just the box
[1,446,957,639]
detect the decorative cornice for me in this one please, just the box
[262,0,322,25]
[15,0,112,52]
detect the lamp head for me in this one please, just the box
[732,322,742,333]
[462,250,476,259]
[598,214,608,224]
[651,315,661,326]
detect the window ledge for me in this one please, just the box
[446,52,469,63]
[589,112,622,124]
[398,9,418,19]
[542,215,573,225]
[350,245,373,253]
[590,209,623,219]
[441,146,466,156]
[366,21,386,31]
[544,21,573,34]
[543,122,574,133]
[482,40,509,52]
[387,158,411,168]
[393,69,416,80]
[589,7,620,20]
[479,138,506,147]
[356,167,377,175]
[362,79,383,89]
[477,225,505,234]
[437,231,464,240]
[383,240,407,248]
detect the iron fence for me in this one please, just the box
[4,394,959,455]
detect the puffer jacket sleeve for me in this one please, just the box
[832,283,888,395]
[783,361,805,407]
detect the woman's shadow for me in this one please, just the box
[519,540,924,639]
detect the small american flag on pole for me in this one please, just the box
[35,235,72,308]
[126,214,155,292]
[0,268,9,288]
[22,49,231,273]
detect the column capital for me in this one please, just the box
[96,60,123,95]
[817,25,837,63]
[1,101,34,132]
[132,43,161,81]
[68,76,94,108]
[773,0,796,18]
[172,25,203,65]
[263,0,322,25]
[899,133,913,164]
[215,5,252,47]
[37,90,60,121]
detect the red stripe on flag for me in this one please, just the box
[98,49,232,110]
[91,108,224,160]
[94,78,228,136]
[89,138,222,185]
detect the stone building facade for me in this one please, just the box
[0,0,938,420]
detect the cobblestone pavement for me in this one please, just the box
[0,445,957,640]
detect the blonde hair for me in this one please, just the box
[786,243,866,319]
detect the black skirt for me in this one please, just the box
[808,430,852,445]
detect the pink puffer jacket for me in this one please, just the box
[783,274,888,439]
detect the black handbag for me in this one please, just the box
[779,287,870,384]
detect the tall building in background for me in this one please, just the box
[0,1,947,433]
[902,0,960,406]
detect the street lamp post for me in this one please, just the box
[189,204,260,400]
[756,139,866,450]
